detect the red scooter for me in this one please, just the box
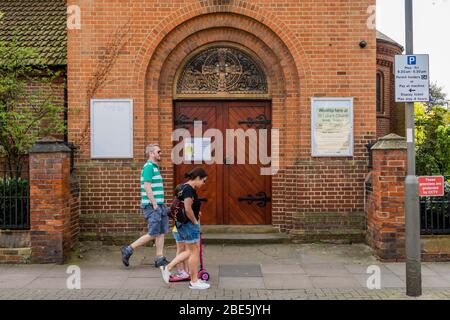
[169,232,209,282]
[197,232,210,281]
[170,199,209,282]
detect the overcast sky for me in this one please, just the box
[377,0,450,98]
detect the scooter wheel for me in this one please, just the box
[199,270,210,281]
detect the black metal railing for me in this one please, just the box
[0,162,30,230]
[420,175,450,235]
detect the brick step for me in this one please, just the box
[201,232,291,244]
[201,225,280,234]
[79,228,291,245]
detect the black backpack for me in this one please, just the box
[168,184,188,223]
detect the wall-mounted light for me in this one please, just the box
[359,40,367,49]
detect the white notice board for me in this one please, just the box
[90,99,133,159]
[311,97,354,157]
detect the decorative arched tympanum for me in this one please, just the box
[174,44,269,99]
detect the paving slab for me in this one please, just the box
[39,265,73,278]
[0,271,42,282]
[219,277,265,289]
[0,265,53,278]
[121,277,166,289]
[263,274,313,289]
[0,277,36,289]
[261,263,305,274]
[0,265,13,272]
[303,263,350,276]
[219,264,262,277]
[310,276,362,289]
[127,266,165,278]
[422,276,450,288]
[344,264,395,275]
[384,263,439,277]
[426,263,450,276]
[79,275,128,289]
[297,244,378,265]
[25,277,67,289]
[353,274,405,289]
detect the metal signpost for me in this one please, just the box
[395,0,431,297]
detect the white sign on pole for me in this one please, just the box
[395,54,430,102]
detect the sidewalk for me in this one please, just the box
[1,243,450,299]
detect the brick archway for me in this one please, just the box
[133,0,311,88]
[139,11,304,231]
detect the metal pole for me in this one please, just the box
[404,0,422,297]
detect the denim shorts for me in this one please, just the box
[172,230,182,243]
[142,204,169,237]
[175,221,200,244]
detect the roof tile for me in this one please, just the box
[0,0,66,65]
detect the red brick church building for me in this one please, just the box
[1,0,416,263]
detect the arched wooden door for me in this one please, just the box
[174,100,272,225]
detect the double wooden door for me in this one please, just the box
[174,101,272,225]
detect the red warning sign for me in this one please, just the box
[418,176,445,197]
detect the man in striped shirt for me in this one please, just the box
[121,144,170,268]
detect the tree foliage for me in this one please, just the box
[415,83,450,176]
[0,37,65,177]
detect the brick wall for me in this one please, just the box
[376,41,403,138]
[19,70,66,141]
[68,0,377,240]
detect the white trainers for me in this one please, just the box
[160,266,171,284]
[189,280,210,290]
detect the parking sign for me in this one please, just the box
[407,56,416,65]
[395,54,430,102]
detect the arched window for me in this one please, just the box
[376,72,384,113]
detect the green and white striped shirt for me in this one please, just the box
[140,161,164,205]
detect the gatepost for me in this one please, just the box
[29,139,74,264]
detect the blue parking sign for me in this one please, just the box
[395,54,430,102]
[407,56,416,65]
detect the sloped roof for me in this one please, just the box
[376,30,404,50]
[0,0,66,65]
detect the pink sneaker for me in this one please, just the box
[169,271,191,282]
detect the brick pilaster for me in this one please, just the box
[29,139,74,264]
[367,134,407,260]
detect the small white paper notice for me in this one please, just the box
[407,128,414,143]
[184,137,212,162]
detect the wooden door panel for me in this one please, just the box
[174,101,223,225]
[224,102,271,225]
[227,164,268,224]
